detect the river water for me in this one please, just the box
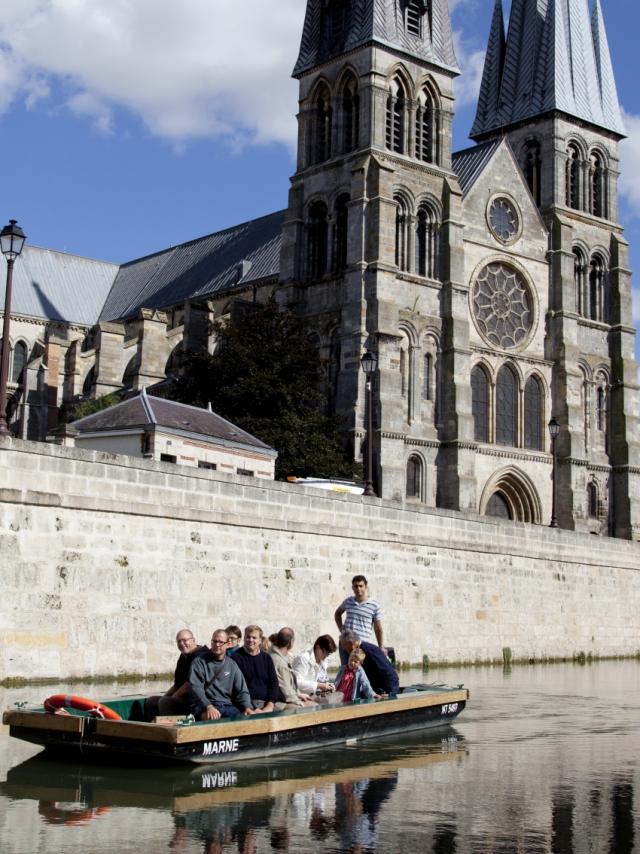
[1,661,639,853]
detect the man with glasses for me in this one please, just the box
[146,628,207,719]
[189,629,254,720]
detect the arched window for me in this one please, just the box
[307,201,329,278]
[341,75,359,153]
[587,481,599,518]
[524,375,543,451]
[589,151,606,218]
[82,365,95,398]
[589,254,606,322]
[405,0,424,37]
[573,249,587,316]
[333,194,349,272]
[595,373,608,433]
[415,204,439,279]
[165,345,183,377]
[522,141,541,206]
[496,365,517,447]
[423,352,432,401]
[312,86,332,165]
[11,341,27,385]
[471,365,490,443]
[415,86,437,164]
[486,492,512,519]
[406,455,423,499]
[386,78,407,154]
[394,195,409,271]
[566,143,580,210]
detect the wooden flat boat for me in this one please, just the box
[3,683,468,765]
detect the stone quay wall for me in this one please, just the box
[1,436,639,683]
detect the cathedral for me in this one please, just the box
[2,0,639,539]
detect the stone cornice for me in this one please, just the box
[475,445,551,464]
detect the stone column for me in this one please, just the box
[95,321,125,397]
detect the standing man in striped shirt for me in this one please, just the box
[334,575,385,663]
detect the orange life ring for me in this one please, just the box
[44,694,121,721]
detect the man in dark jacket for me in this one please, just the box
[339,630,399,696]
[145,628,208,719]
[233,624,281,713]
[189,629,254,720]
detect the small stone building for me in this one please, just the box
[65,388,277,479]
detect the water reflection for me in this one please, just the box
[2,662,640,852]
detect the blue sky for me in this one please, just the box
[1,0,639,338]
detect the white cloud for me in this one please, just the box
[0,0,303,148]
[619,109,640,218]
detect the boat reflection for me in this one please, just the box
[2,728,466,850]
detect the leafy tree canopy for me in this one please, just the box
[171,298,360,481]
[66,392,122,423]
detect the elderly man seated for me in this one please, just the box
[145,628,207,719]
[339,630,399,696]
[189,629,254,720]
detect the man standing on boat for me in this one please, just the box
[334,575,385,663]
[189,629,254,720]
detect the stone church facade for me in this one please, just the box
[2,0,639,539]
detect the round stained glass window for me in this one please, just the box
[489,197,519,243]
[472,262,533,349]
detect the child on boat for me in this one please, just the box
[335,649,378,701]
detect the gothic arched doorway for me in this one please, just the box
[480,467,542,524]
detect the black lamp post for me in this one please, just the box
[548,416,560,528]
[0,220,27,437]
[360,350,378,497]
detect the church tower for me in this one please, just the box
[280,1,477,506]
[470,0,640,538]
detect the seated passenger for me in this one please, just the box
[189,629,254,720]
[340,630,399,696]
[292,634,337,696]
[145,628,208,719]
[269,628,316,708]
[233,625,282,713]
[335,650,378,701]
[225,625,242,655]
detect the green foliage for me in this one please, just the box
[171,298,361,481]
[67,392,122,422]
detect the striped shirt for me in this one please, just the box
[339,596,382,643]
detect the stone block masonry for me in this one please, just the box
[1,437,639,682]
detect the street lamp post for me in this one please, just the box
[0,220,27,437]
[360,350,378,497]
[548,416,560,528]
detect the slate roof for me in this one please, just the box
[294,0,458,78]
[471,0,624,139]
[452,139,503,196]
[0,246,118,326]
[100,210,284,322]
[71,389,277,456]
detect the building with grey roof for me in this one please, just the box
[2,0,638,540]
[64,387,277,479]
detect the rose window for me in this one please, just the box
[489,197,519,242]
[472,262,533,349]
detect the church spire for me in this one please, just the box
[293,0,458,79]
[471,0,506,138]
[471,0,624,140]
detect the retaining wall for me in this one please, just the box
[1,437,639,682]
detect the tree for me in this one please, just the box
[171,299,360,481]
[65,392,122,423]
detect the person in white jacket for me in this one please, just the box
[292,634,337,695]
